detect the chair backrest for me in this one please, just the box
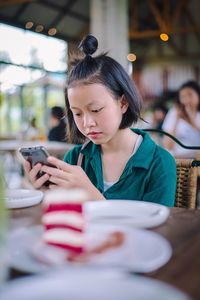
[175,159,198,209]
[142,129,200,208]
[143,128,200,150]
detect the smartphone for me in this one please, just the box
[19,146,55,186]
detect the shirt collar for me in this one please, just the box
[81,128,156,170]
[130,128,156,169]
[81,140,101,157]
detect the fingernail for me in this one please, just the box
[48,156,53,161]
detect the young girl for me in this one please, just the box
[24,35,176,206]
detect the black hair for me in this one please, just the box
[65,34,142,144]
[178,80,200,110]
[51,106,65,120]
[152,103,168,115]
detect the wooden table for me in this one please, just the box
[8,206,200,300]
[147,208,200,300]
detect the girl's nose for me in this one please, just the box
[83,114,96,128]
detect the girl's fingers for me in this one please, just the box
[49,184,56,189]
[24,160,31,173]
[34,173,50,189]
[48,176,71,188]
[41,165,69,179]
[29,163,42,181]
[47,156,75,173]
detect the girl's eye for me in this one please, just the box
[91,108,103,113]
[74,112,81,117]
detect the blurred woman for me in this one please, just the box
[162,80,200,158]
[48,106,66,143]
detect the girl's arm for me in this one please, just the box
[143,154,176,207]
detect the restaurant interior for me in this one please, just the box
[0,0,200,299]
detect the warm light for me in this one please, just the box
[48,28,57,36]
[160,33,169,41]
[127,53,137,62]
[35,25,44,33]
[25,21,33,29]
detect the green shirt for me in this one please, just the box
[64,129,176,207]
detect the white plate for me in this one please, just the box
[0,268,189,300]
[5,189,43,209]
[84,200,170,228]
[6,224,172,274]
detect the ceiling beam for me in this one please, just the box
[130,0,138,31]
[135,53,200,64]
[163,0,170,29]
[49,0,77,28]
[12,2,29,21]
[129,25,200,39]
[77,23,90,40]
[183,6,200,45]
[38,0,89,24]
[0,0,35,7]
[149,0,167,31]
[68,10,89,22]
[171,0,188,25]
[0,15,79,42]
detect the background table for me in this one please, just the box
[8,205,200,300]
[0,140,74,158]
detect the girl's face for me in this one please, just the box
[68,83,128,144]
[179,87,199,110]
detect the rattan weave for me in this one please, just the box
[175,159,198,209]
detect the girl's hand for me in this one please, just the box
[23,159,50,189]
[41,156,105,200]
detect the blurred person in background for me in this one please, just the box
[162,80,200,158]
[48,106,66,143]
[28,117,39,140]
[21,117,39,141]
[144,103,168,146]
[151,104,168,131]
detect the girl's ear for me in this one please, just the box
[120,95,129,114]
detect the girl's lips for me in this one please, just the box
[87,132,102,138]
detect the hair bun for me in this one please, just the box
[79,35,98,56]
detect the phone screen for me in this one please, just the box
[19,146,49,167]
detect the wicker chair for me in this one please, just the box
[175,159,199,208]
[143,129,200,208]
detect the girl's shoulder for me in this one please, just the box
[154,143,176,170]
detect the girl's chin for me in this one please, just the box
[88,136,106,145]
[89,138,102,144]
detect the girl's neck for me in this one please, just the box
[101,128,138,155]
